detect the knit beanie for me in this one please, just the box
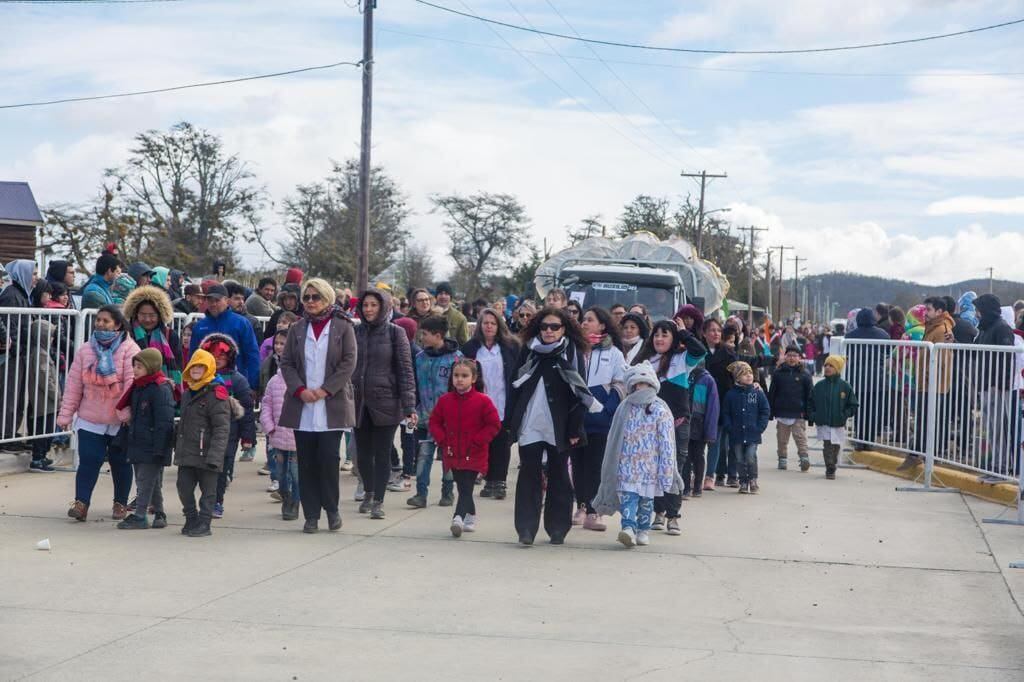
[727,361,753,381]
[824,355,846,374]
[285,267,305,285]
[626,362,660,393]
[134,348,164,375]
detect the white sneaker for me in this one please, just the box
[354,481,365,502]
[266,480,279,493]
[617,528,636,548]
[257,466,270,476]
[636,531,650,546]
[450,515,464,538]
[463,514,476,532]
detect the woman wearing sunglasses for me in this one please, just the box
[506,306,597,546]
[510,300,537,333]
[279,278,357,533]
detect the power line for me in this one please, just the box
[413,0,1024,55]
[453,0,679,171]
[503,0,685,169]
[540,0,723,173]
[0,0,183,4]
[0,60,362,109]
[378,26,1024,79]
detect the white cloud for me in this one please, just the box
[927,196,1024,216]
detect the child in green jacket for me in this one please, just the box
[808,355,859,480]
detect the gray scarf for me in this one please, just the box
[591,366,683,516]
[513,337,602,414]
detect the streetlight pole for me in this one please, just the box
[356,0,375,296]
[681,170,728,257]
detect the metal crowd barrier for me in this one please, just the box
[844,337,1024,527]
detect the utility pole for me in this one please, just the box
[772,245,791,320]
[737,226,767,332]
[789,255,807,318]
[987,267,995,293]
[356,0,375,295]
[681,169,728,257]
[765,251,773,322]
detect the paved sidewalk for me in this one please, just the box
[2,424,1023,681]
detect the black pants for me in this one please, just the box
[485,427,512,484]
[569,433,606,514]
[31,413,56,461]
[681,439,706,494]
[856,387,881,445]
[354,417,397,502]
[515,442,572,542]
[401,427,417,476]
[216,437,240,504]
[655,422,689,519]
[295,430,343,520]
[912,391,928,454]
[176,465,219,520]
[453,469,477,518]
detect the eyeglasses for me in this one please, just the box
[415,297,431,304]
[539,322,563,332]
[302,293,322,302]
[518,312,532,318]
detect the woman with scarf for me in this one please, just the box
[572,306,626,532]
[279,278,358,533]
[57,305,140,522]
[620,312,649,365]
[347,288,415,521]
[506,306,597,546]
[1,260,38,443]
[461,307,520,500]
[122,285,183,388]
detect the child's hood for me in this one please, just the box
[424,338,460,357]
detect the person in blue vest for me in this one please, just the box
[80,254,121,310]
[189,282,261,388]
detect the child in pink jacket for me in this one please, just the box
[260,356,299,522]
[57,305,141,522]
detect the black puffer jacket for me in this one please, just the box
[767,362,813,420]
[126,380,176,465]
[352,291,416,426]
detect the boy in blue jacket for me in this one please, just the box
[721,361,770,494]
[408,315,462,508]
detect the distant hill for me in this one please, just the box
[779,271,1024,319]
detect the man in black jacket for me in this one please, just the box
[974,294,1017,472]
[768,346,814,471]
[844,308,890,449]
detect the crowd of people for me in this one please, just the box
[3,247,1021,549]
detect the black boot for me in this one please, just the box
[493,482,507,500]
[480,482,493,498]
[281,494,299,521]
[825,445,838,480]
[188,516,212,537]
[327,510,343,531]
[151,512,167,529]
[181,512,198,535]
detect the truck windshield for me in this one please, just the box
[565,282,675,320]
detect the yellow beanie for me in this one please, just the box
[824,355,846,374]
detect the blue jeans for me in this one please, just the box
[732,442,759,484]
[271,448,300,500]
[711,430,736,480]
[76,429,132,506]
[619,491,653,532]
[415,430,453,499]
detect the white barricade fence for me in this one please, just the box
[843,337,1024,527]
[0,307,79,448]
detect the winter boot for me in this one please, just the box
[281,494,299,521]
[777,458,788,470]
[825,445,838,480]
[188,516,212,537]
[799,456,811,472]
[358,494,373,514]
[493,482,507,500]
[181,513,198,535]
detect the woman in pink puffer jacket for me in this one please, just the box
[58,305,140,522]
[259,363,299,521]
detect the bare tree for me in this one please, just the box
[616,195,673,239]
[399,243,435,291]
[432,192,531,299]
[567,214,606,246]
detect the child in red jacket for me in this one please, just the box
[429,359,501,537]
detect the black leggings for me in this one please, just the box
[355,416,398,502]
[453,469,477,518]
[570,433,606,514]
[682,440,706,493]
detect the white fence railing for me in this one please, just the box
[844,337,1024,525]
[1,307,272,454]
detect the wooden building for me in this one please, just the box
[0,181,43,264]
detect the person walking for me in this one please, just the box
[506,307,596,546]
[279,278,357,532]
[175,349,232,537]
[433,282,470,344]
[190,282,261,389]
[573,306,627,532]
[429,359,502,537]
[260,337,301,521]
[460,308,520,500]
[57,305,140,522]
[767,345,814,472]
[351,289,416,519]
[808,355,859,479]
[115,349,176,530]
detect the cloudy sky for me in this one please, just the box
[2,0,1023,285]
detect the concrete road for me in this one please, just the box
[2,424,1022,681]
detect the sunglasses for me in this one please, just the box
[302,293,322,302]
[539,322,563,332]
[518,312,532,318]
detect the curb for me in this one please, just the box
[850,449,1019,507]
[0,451,30,477]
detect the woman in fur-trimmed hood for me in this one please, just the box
[123,285,182,386]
